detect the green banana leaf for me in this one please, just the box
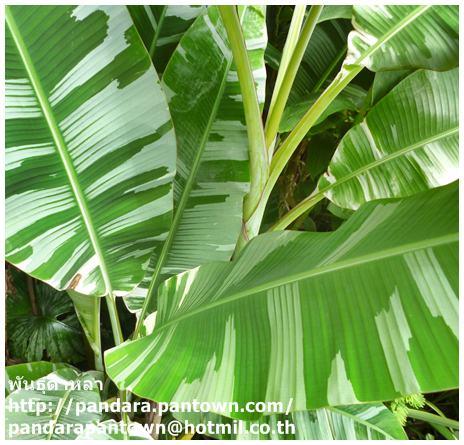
[290,19,351,102]
[6,368,102,439]
[348,5,458,71]
[318,68,458,210]
[68,290,101,363]
[176,403,406,439]
[371,70,413,104]
[265,18,351,103]
[106,183,458,419]
[5,361,72,395]
[7,268,84,363]
[128,5,205,74]
[317,6,353,23]
[77,420,153,440]
[279,84,366,133]
[5,5,176,297]
[124,5,267,313]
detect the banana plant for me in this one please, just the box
[5,4,459,440]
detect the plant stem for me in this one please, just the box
[429,423,457,440]
[26,275,39,316]
[264,5,323,152]
[149,6,167,59]
[133,244,167,338]
[266,5,306,153]
[218,6,268,250]
[250,66,361,234]
[424,400,458,439]
[105,294,124,345]
[92,298,104,372]
[406,408,459,430]
[311,43,347,93]
[270,188,326,231]
[104,294,130,430]
[425,400,450,420]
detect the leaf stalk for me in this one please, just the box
[406,408,459,430]
[264,5,323,151]
[218,6,269,251]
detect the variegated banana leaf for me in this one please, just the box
[124,6,267,313]
[6,361,72,395]
[106,183,458,419]
[176,403,407,440]
[128,5,205,74]
[349,5,458,71]
[5,5,176,296]
[5,368,102,439]
[318,68,458,210]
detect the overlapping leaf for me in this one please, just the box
[128,5,205,74]
[124,6,267,312]
[5,5,176,296]
[318,69,458,209]
[106,184,458,419]
[371,70,412,104]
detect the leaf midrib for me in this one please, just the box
[6,8,112,294]
[149,6,167,59]
[352,5,433,66]
[46,379,76,440]
[156,232,457,332]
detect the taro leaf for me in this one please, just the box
[7,268,84,363]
